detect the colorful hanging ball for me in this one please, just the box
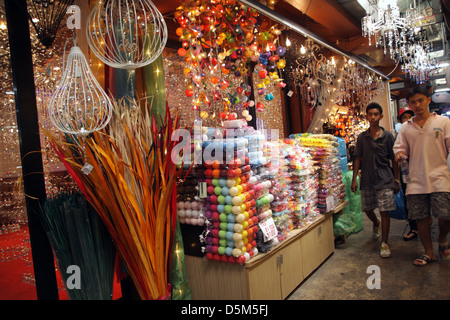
[200,110,209,119]
[276,59,286,69]
[211,76,219,84]
[259,55,268,65]
[178,48,187,57]
[264,93,274,101]
[276,46,287,56]
[258,69,267,79]
[185,89,194,97]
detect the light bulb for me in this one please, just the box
[285,37,291,47]
[300,45,306,55]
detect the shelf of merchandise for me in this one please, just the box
[184,201,348,300]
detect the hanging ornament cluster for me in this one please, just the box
[175,0,287,124]
[86,0,168,69]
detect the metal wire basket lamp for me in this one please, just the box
[86,0,168,69]
[48,42,113,136]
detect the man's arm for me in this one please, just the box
[351,156,361,193]
[393,128,409,162]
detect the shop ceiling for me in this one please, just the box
[156,0,450,99]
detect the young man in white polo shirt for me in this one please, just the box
[394,86,450,266]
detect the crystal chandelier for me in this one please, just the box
[285,38,337,105]
[362,0,410,57]
[400,43,438,83]
[361,0,437,82]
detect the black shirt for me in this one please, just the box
[354,127,396,190]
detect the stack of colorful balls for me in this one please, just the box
[294,134,346,213]
[177,167,206,226]
[202,137,259,265]
[268,140,294,242]
[283,142,320,227]
[250,139,278,253]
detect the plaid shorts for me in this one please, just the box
[406,192,450,220]
[360,188,396,212]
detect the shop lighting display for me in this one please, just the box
[361,0,437,82]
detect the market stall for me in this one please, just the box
[0,0,391,300]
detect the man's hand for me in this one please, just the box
[351,179,358,193]
[395,152,408,162]
[394,181,400,194]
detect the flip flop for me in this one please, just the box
[403,230,418,241]
[413,255,437,267]
[438,243,450,260]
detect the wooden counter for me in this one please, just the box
[185,208,341,300]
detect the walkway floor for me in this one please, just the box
[288,213,450,300]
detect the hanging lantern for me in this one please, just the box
[86,0,168,69]
[48,45,113,136]
[26,0,74,48]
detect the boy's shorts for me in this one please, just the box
[360,188,396,212]
[406,192,450,220]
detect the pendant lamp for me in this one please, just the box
[26,0,74,48]
[48,43,113,136]
[86,0,168,69]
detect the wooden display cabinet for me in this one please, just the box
[185,211,337,300]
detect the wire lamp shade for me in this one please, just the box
[26,0,74,48]
[86,0,168,69]
[48,46,113,136]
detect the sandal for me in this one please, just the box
[413,255,437,267]
[438,243,450,260]
[403,230,418,241]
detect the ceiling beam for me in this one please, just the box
[283,0,362,38]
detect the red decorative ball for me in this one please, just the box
[185,89,194,97]
[178,48,187,57]
[256,103,264,112]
